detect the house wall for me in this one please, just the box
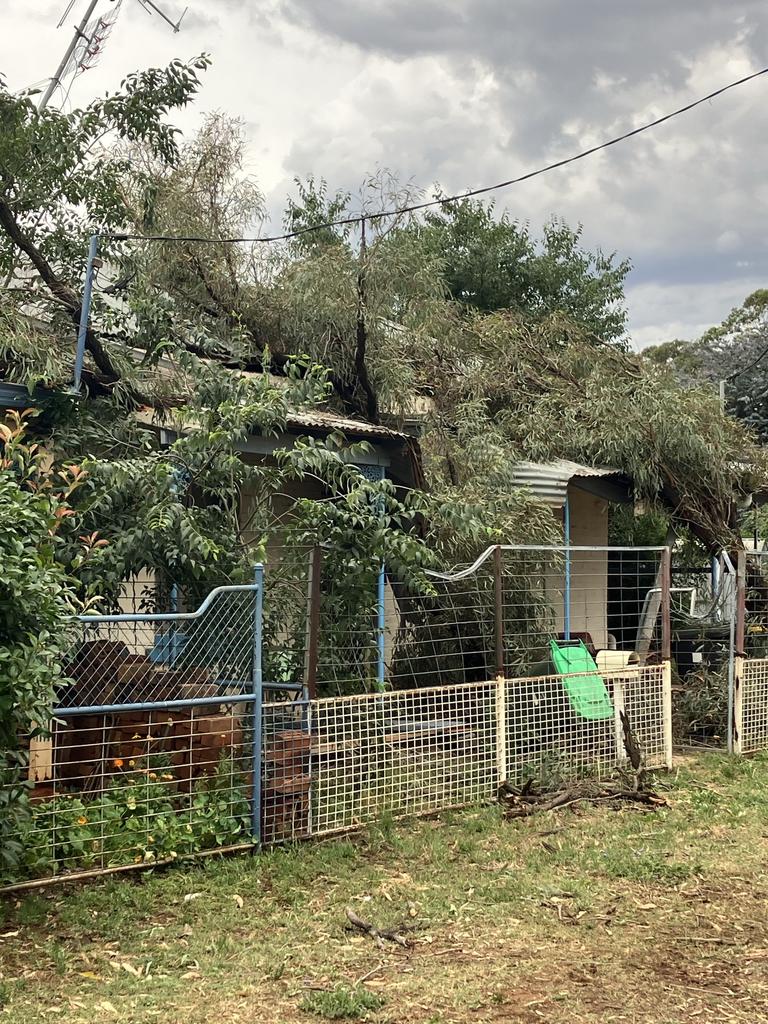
[566,485,610,648]
[239,466,328,559]
[544,485,610,650]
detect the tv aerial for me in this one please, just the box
[40,0,188,110]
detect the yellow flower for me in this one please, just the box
[77,816,88,826]
[147,835,154,844]
[148,773,157,780]
[128,759,136,768]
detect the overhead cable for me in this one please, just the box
[105,64,768,246]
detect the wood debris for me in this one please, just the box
[344,907,411,949]
[497,776,667,818]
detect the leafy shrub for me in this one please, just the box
[673,667,729,745]
[0,413,83,876]
[10,755,251,882]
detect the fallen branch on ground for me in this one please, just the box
[344,907,411,949]
[497,778,667,818]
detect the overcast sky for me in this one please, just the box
[3,1,768,347]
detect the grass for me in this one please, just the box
[300,986,386,1019]
[2,751,768,1022]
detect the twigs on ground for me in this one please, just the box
[498,711,667,817]
[497,777,667,818]
[344,907,412,949]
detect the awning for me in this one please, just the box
[510,460,632,507]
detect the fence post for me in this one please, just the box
[493,544,505,679]
[661,661,673,768]
[660,547,672,663]
[730,550,746,755]
[493,546,507,786]
[304,547,322,700]
[495,677,507,787]
[563,500,571,640]
[376,561,386,691]
[251,563,264,844]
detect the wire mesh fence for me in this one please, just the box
[15,582,261,885]
[61,586,258,708]
[259,543,672,695]
[738,658,768,754]
[661,547,768,756]
[6,544,676,888]
[504,665,670,783]
[733,550,768,754]
[22,704,255,879]
[390,545,671,690]
[262,664,671,844]
[665,553,736,749]
[742,551,768,660]
[22,534,768,887]
[308,682,499,837]
[261,545,383,698]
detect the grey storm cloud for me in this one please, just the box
[3,0,767,345]
[265,0,768,344]
[277,0,767,149]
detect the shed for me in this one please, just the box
[510,460,634,650]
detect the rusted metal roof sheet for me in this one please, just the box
[285,408,411,442]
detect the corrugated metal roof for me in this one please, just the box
[510,460,625,506]
[284,408,411,442]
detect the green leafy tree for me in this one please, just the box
[402,198,630,343]
[0,64,762,624]
[645,290,768,440]
[422,311,768,551]
[0,58,211,396]
[0,412,84,873]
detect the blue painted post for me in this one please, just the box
[376,466,386,691]
[168,584,179,667]
[377,561,386,690]
[251,563,264,844]
[563,495,572,641]
[72,233,100,393]
[168,468,184,667]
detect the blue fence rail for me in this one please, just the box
[8,575,269,883]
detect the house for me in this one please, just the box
[1,369,659,681]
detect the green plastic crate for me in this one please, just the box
[549,640,613,721]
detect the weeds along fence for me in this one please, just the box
[7,544,674,888]
[667,545,768,756]
[668,553,736,749]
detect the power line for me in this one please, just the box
[105,63,768,246]
[724,341,768,383]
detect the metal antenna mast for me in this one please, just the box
[40,0,188,110]
[40,0,101,109]
[136,0,188,32]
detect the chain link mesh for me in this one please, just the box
[739,659,768,754]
